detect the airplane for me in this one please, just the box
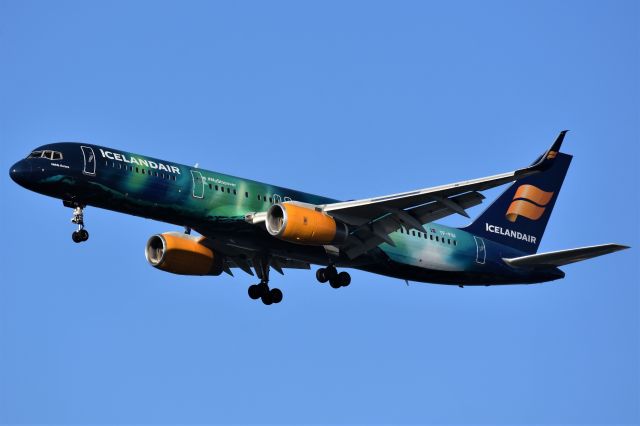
[9,131,629,305]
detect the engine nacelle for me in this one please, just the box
[266,203,347,245]
[145,232,223,276]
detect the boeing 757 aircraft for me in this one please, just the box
[9,131,629,305]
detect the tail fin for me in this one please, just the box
[462,132,572,254]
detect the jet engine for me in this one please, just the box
[145,232,223,276]
[265,203,347,245]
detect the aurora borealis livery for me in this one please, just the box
[9,131,629,305]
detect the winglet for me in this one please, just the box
[550,129,569,153]
[528,130,569,170]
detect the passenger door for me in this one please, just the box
[80,146,96,176]
[191,170,204,199]
[473,236,486,265]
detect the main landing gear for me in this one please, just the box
[70,205,89,243]
[247,256,283,305]
[316,265,351,289]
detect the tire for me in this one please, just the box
[79,229,89,241]
[270,288,283,304]
[72,231,82,243]
[261,293,273,305]
[248,284,262,300]
[316,268,329,283]
[329,278,341,289]
[326,266,337,280]
[337,272,351,287]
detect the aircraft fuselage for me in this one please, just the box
[9,142,565,286]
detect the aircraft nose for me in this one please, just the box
[9,160,33,186]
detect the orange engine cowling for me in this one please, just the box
[145,232,223,276]
[266,203,347,245]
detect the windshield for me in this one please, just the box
[27,150,63,160]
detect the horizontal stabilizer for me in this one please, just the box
[503,244,629,268]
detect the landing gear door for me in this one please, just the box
[473,236,486,265]
[80,146,96,176]
[191,170,204,199]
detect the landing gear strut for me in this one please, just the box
[70,205,89,243]
[316,265,351,288]
[247,256,283,305]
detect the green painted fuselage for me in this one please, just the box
[10,142,564,285]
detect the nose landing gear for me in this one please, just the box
[70,205,89,243]
[316,266,351,288]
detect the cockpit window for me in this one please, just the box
[27,150,63,160]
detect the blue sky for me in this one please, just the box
[1,1,638,424]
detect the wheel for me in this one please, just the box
[261,293,273,305]
[270,288,283,304]
[72,231,83,243]
[248,284,262,300]
[316,268,329,283]
[337,271,351,287]
[259,283,269,295]
[325,265,337,280]
[329,277,341,289]
[79,229,89,241]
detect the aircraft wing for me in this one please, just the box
[502,244,630,268]
[321,131,568,258]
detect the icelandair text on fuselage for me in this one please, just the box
[486,223,536,244]
[99,149,180,174]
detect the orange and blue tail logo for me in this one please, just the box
[505,184,554,222]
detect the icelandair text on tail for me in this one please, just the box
[486,223,536,244]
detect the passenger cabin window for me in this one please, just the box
[245,192,249,198]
